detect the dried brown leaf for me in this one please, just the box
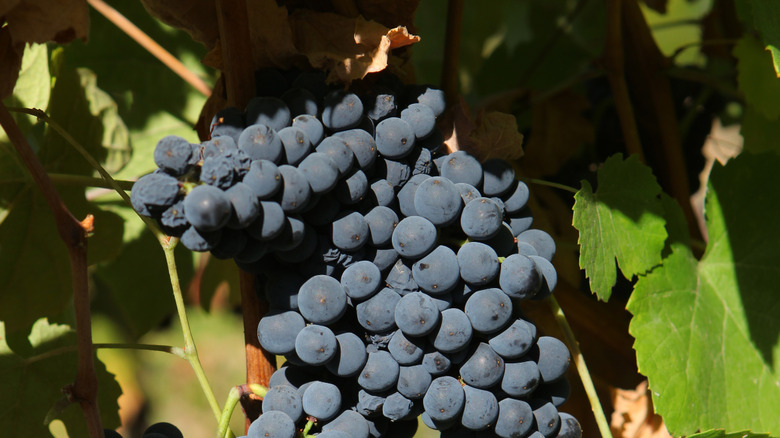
[139,0,218,49]
[467,111,525,162]
[245,0,299,71]
[610,381,673,438]
[522,90,593,177]
[355,0,421,31]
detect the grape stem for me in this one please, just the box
[162,238,223,422]
[301,419,316,438]
[545,295,612,437]
[523,177,578,194]
[216,384,267,438]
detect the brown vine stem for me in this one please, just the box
[604,0,645,163]
[214,0,270,430]
[440,0,464,106]
[0,102,103,437]
[86,0,212,97]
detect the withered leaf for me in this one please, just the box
[467,110,525,162]
[610,381,673,438]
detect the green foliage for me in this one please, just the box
[628,153,780,437]
[0,319,121,436]
[572,154,667,301]
[739,0,780,75]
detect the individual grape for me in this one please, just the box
[292,114,325,145]
[421,411,456,432]
[302,381,342,422]
[460,197,503,240]
[414,176,462,226]
[358,350,400,392]
[239,124,284,163]
[418,127,444,152]
[356,288,401,333]
[489,319,536,359]
[396,364,432,399]
[225,182,260,229]
[377,158,411,187]
[271,215,306,252]
[363,206,399,247]
[429,308,472,354]
[154,135,192,175]
[440,151,483,187]
[483,222,517,257]
[517,229,556,261]
[261,385,303,422]
[210,106,245,142]
[375,117,416,159]
[323,410,371,438]
[199,153,235,189]
[400,103,436,140]
[257,310,305,355]
[388,330,425,365]
[394,292,441,336]
[341,261,382,300]
[508,207,534,237]
[499,254,543,299]
[247,411,296,438]
[230,235,265,263]
[503,181,530,214]
[535,336,571,383]
[459,342,505,388]
[423,376,465,422]
[365,247,400,273]
[325,332,368,377]
[322,90,364,130]
[131,172,180,216]
[406,84,446,117]
[501,359,541,397]
[298,152,339,194]
[334,169,368,205]
[277,126,311,165]
[277,165,311,213]
[180,226,220,252]
[160,199,187,230]
[391,216,437,259]
[396,173,431,217]
[143,422,183,438]
[246,96,291,131]
[385,258,417,294]
[332,211,369,252]
[460,386,499,431]
[333,129,377,170]
[364,89,397,121]
[276,223,318,263]
[281,87,318,117]
[532,400,560,437]
[294,324,337,366]
[244,200,285,241]
[357,389,386,417]
[495,398,534,438]
[409,147,433,175]
[455,183,480,205]
[183,184,231,231]
[367,179,395,207]
[481,158,516,196]
[269,364,314,389]
[242,159,282,199]
[530,255,557,300]
[298,275,347,325]
[382,392,414,421]
[457,242,499,286]
[536,378,571,407]
[422,350,451,376]
[556,412,582,438]
[464,288,512,334]
[316,136,354,176]
[412,246,460,294]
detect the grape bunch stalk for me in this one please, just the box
[131,68,582,438]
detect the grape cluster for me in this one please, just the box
[131,69,581,438]
[104,422,183,438]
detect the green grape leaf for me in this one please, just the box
[0,319,121,437]
[740,107,780,155]
[628,152,780,436]
[91,231,194,340]
[688,430,771,438]
[199,256,242,310]
[742,0,780,75]
[572,154,667,301]
[735,35,780,120]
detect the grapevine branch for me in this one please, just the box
[441,0,464,106]
[0,102,103,437]
[86,0,212,97]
